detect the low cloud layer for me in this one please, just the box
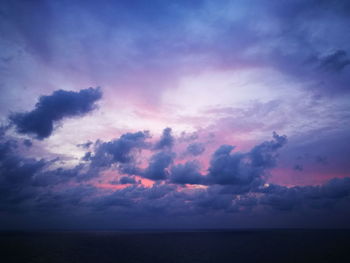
[1,120,350,229]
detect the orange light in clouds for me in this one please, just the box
[94,175,155,190]
[95,183,128,190]
[138,177,155,187]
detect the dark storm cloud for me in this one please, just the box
[185,142,205,156]
[9,87,102,139]
[154,127,174,150]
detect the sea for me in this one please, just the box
[1,229,349,263]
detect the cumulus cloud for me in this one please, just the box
[154,127,174,150]
[207,132,287,189]
[87,131,287,188]
[170,161,203,185]
[89,131,150,168]
[2,127,350,228]
[9,87,102,139]
[249,132,287,169]
[142,151,175,180]
[185,142,205,156]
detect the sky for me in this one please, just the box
[0,0,350,230]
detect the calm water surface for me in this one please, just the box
[1,229,349,263]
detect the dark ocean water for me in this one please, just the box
[1,229,349,263]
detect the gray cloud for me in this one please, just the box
[10,87,102,139]
[154,127,174,150]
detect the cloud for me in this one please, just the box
[90,131,150,168]
[1,0,350,229]
[0,138,46,210]
[23,139,32,147]
[179,131,199,142]
[322,177,350,199]
[143,184,177,200]
[185,142,205,156]
[249,132,287,169]
[32,164,84,187]
[154,127,174,150]
[315,155,328,165]
[207,132,287,188]
[195,193,234,212]
[170,160,203,185]
[77,141,93,149]
[1,127,350,229]
[9,87,102,139]
[319,50,350,72]
[293,164,303,171]
[119,176,138,185]
[259,177,350,211]
[142,151,175,180]
[0,140,46,186]
[112,131,288,188]
[36,185,97,212]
